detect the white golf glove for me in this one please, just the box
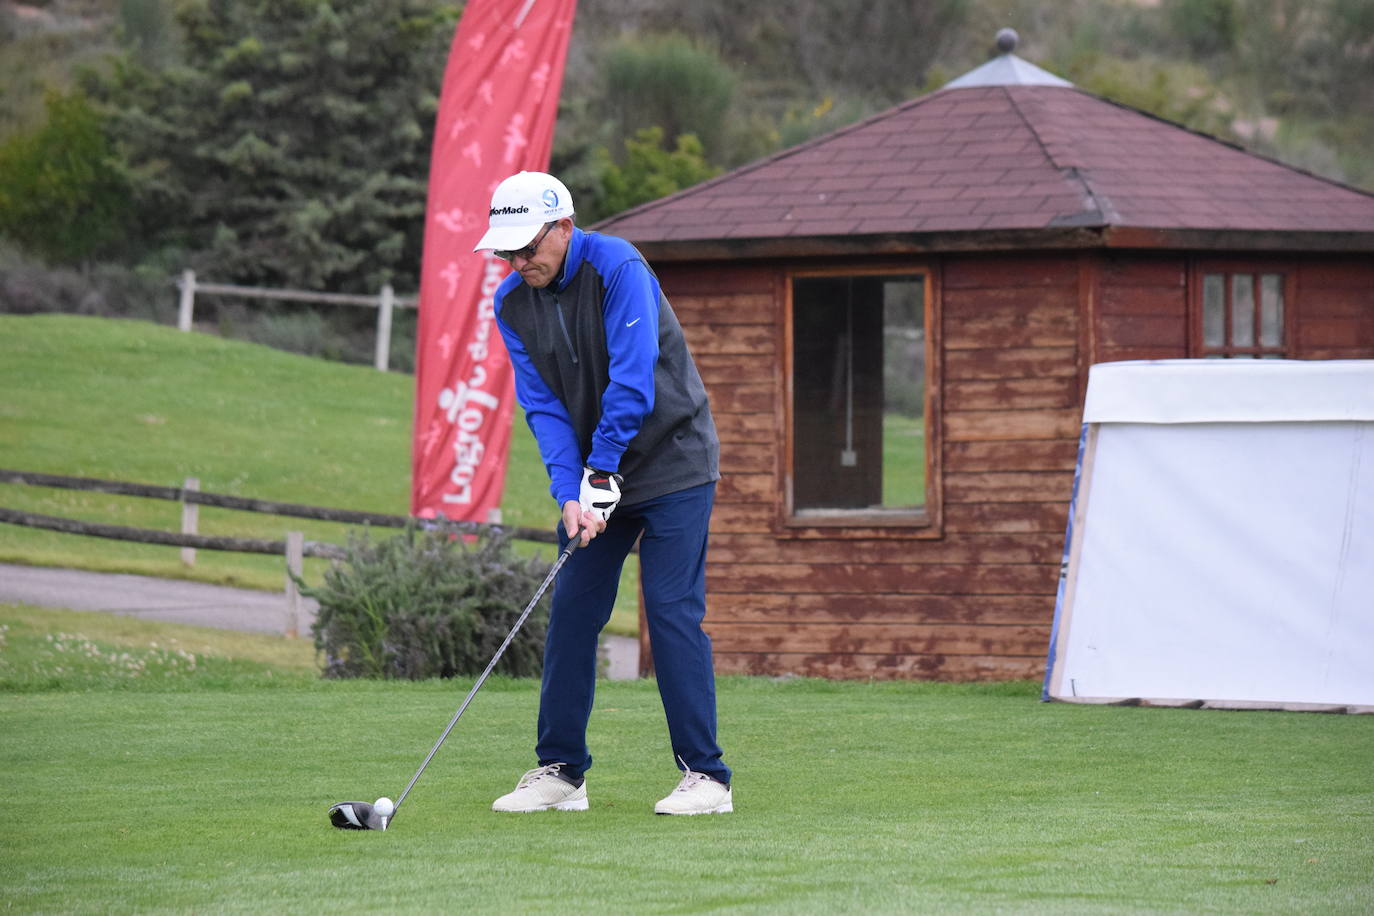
[579,466,624,522]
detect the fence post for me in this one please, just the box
[375,284,395,372]
[177,270,197,332]
[180,477,199,566]
[284,530,304,638]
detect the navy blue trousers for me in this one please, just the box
[536,481,731,786]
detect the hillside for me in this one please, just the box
[3,0,1370,342]
[0,314,577,597]
[4,0,1370,197]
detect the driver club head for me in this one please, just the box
[328,801,389,831]
[323,543,580,835]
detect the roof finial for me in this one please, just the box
[942,27,1072,89]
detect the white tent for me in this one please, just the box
[1043,359,1374,713]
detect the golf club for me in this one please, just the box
[328,536,580,831]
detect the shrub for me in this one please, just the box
[0,244,175,322]
[305,525,555,680]
[598,127,720,217]
[0,90,131,264]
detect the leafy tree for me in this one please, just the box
[1232,0,1374,116]
[1224,0,1374,189]
[0,5,120,137]
[601,33,737,166]
[0,90,131,264]
[777,0,969,100]
[1054,53,1235,140]
[582,0,968,106]
[1165,0,1238,58]
[598,127,720,218]
[84,0,458,292]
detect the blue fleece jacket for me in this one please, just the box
[493,227,718,508]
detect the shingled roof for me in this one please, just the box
[595,51,1374,253]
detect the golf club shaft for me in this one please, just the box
[391,537,580,817]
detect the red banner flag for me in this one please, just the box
[411,0,578,521]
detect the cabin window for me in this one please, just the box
[1196,269,1289,358]
[788,271,930,524]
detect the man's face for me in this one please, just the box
[510,219,572,289]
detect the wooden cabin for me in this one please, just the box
[596,42,1374,681]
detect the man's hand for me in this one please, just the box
[562,499,605,546]
[579,466,624,522]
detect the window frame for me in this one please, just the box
[1189,260,1296,359]
[780,262,940,534]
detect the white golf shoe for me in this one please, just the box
[492,764,588,812]
[654,765,733,815]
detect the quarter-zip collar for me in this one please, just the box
[552,226,586,293]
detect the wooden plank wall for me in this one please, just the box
[658,253,1085,681]
[1093,254,1189,364]
[937,254,1080,678]
[1089,252,1374,362]
[654,249,1371,681]
[1295,258,1374,359]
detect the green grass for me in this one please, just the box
[0,603,318,691]
[0,314,638,635]
[882,411,925,507]
[2,606,1372,913]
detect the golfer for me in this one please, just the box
[476,171,732,815]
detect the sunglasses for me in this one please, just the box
[494,223,555,262]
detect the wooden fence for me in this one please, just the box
[0,468,558,636]
[174,270,418,372]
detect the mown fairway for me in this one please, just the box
[4,316,1373,913]
[3,605,1373,914]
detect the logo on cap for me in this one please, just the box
[542,189,559,210]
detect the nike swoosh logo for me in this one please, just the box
[626,317,642,327]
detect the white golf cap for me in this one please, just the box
[473,171,574,252]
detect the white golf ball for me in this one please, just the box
[373,796,395,817]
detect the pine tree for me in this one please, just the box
[86,0,458,292]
